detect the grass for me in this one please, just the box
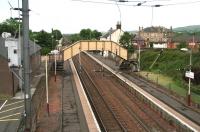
[138,71,200,104]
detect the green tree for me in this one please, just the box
[33,30,53,55]
[177,41,187,49]
[119,32,134,52]
[80,29,92,40]
[80,28,102,40]
[0,18,22,37]
[92,30,102,40]
[68,34,81,43]
[52,29,62,40]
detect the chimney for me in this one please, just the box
[116,21,121,29]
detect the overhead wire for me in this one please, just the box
[115,1,122,43]
[71,0,200,7]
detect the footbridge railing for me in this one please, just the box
[62,40,128,61]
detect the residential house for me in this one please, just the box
[100,22,124,43]
[0,37,41,96]
[138,26,173,47]
[132,35,145,48]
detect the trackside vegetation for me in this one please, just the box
[140,49,200,103]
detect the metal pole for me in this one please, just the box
[188,49,192,106]
[54,53,56,82]
[22,0,31,131]
[46,56,49,115]
[18,0,23,98]
[138,45,140,71]
[51,35,54,50]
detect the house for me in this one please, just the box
[100,22,124,43]
[138,26,173,46]
[172,33,200,51]
[132,35,146,48]
[0,37,41,96]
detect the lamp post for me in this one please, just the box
[51,35,54,50]
[181,48,193,106]
[138,44,140,71]
[54,52,57,82]
[45,55,49,115]
[188,49,192,106]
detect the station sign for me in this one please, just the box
[185,71,194,79]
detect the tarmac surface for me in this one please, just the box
[62,61,81,131]
[36,61,82,132]
[0,61,45,132]
[0,99,23,132]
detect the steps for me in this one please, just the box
[51,61,64,71]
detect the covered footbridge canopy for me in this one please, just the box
[62,40,128,61]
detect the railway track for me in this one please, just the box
[121,71,200,126]
[73,53,176,132]
[73,56,124,132]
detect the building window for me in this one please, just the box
[14,49,17,54]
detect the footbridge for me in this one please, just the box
[62,40,128,61]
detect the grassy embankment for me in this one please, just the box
[139,49,200,104]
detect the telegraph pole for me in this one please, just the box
[22,0,31,131]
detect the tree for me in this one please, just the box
[52,29,62,40]
[92,30,102,40]
[33,30,53,55]
[0,18,22,37]
[80,29,92,40]
[177,41,187,49]
[119,32,134,52]
[80,28,102,40]
[68,34,81,43]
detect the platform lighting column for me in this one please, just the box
[138,44,140,71]
[45,55,49,115]
[17,0,23,98]
[54,52,57,82]
[188,50,192,106]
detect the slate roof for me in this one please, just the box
[133,35,145,41]
[101,28,117,38]
[143,26,170,33]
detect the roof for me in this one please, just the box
[0,37,8,59]
[29,40,41,55]
[133,35,145,41]
[143,26,170,33]
[101,28,117,38]
[0,37,41,59]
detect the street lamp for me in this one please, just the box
[51,35,54,50]
[181,48,193,106]
[138,44,140,72]
[50,50,59,82]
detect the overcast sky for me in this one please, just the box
[0,0,200,33]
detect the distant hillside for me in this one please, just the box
[173,25,200,33]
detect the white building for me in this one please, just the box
[100,22,124,43]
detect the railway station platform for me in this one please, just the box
[85,51,200,132]
[60,60,100,132]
